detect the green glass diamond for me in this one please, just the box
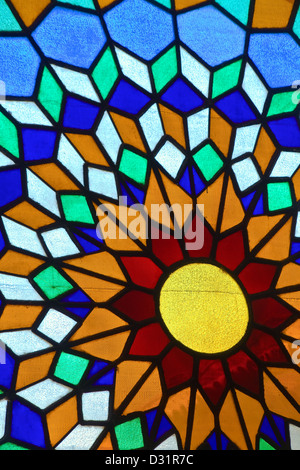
[92,47,119,100]
[267,91,298,117]
[152,45,177,93]
[54,352,89,386]
[0,112,19,158]
[0,442,28,450]
[193,144,224,181]
[61,194,94,225]
[215,0,251,25]
[38,67,63,122]
[119,149,148,185]
[33,266,73,299]
[259,438,275,451]
[267,181,293,212]
[115,418,144,450]
[212,59,242,98]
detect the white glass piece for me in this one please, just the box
[0,274,43,301]
[0,400,8,440]
[57,135,85,185]
[0,101,52,125]
[0,152,14,168]
[154,435,179,451]
[155,141,185,178]
[180,47,210,97]
[242,63,268,114]
[290,424,300,450]
[42,227,79,258]
[232,157,260,192]
[2,216,46,256]
[26,169,60,217]
[55,425,104,450]
[52,65,100,103]
[187,108,209,150]
[296,212,300,238]
[88,167,118,200]
[17,379,72,410]
[139,104,164,151]
[96,112,121,164]
[115,47,152,92]
[271,151,300,178]
[37,308,77,343]
[0,330,51,355]
[82,391,110,422]
[232,124,261,160]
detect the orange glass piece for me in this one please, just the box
[247,214,284,251]
[165,388,191,448]
[46,396,78,447]
[0,305,42,331]
[219,391,248,450]
[190,390,214,450]
[110,112,146,152]
[4,201,55,229]
[175,0,208,9]
[254,127,276,174]
[72,331,130,361]
[197,174,224,230]
[221,178,244,232]
[235,390,264,450]
[65,251,126,282]
[159,105,186,149]
[257,218,292,261]
[125,367,162,415]
[277,263,300,289]
[30,163,79,191]
[16,352,55,390]
[252,0,295,28]
[66,134,110,167]
[114,360,151,410]
[11,0,51,27]
[70,308,128,341]
[0,250,44,276]
[210,109,232,157]
[264,372,300,421]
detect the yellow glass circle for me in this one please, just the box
[159,263,249,355]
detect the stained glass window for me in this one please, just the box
[0,0,299,452]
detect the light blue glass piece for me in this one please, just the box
[26,169,61,217]
[242,63,268,114]
[0,101,52,125]
[96,112,122,164]
[0,330,51,355]
[57,135,85,185]
[115,47,152,92]
[17,379,72,410]
[180,47,210,97]
[82,391,110,422]
[0,152,14,168]
[104,0,174,61]
[32,6,106,69]
[290,424,300,450]
[177,5,246,67]
[154,435,178,450]
[51,65,100,102]
[249,33,300,88]
[0,274,43,301]
[155,141,185,178]
[88,167,118,200]
[232,157,260,192]
[2,216,46,256]
[296,212,300,238]
[231,124,261,160]
[0,37,40,96]
[271,151,300,178]
[187,108,209,150]
[139,104,164,151]
[215,0,251,25]
[0,400,7,439]
[37,308,77,343]
[55,425,104,450]
[42,228,80,258]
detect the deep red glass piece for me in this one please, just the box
[252,297,293,329]
[198,359,227,405]
[216,230,245,271]
[113,289,156,321]
[121,256,163,289]
[184,214,213,258]
[151,229,183,266]
[162,347,194,389]
[129,323,170,356]
[227,350,260,395]
[246,328,288,364]
[238,262,277,294]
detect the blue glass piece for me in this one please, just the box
[22,129,57,161]
[104,0,174,61]
[155,415,172,440]
[146,409,157,433]
[127,182,145,205]
[179,167,192,195]
[249,33,300,88]
[177,5,246,67]
[64,307,91,318]
[61,290,90,303]
[87,360,109,379]
[253,194,264,215]
[260,416,281,446]
[120,183,135,207]
[291,243,300,256]
[109,80,150,114]
[77,227,103,243]
[207,432,218,450]
[0,229,5,253]
[0,348,14,388]
[32,6,106,69]
[268,117,300,148]
[73,233,100,254]
[161,78,203,112]
[192,167,206,195]
[63,97,100,130]
[0,37,40,96]
[94,368,115,386]
[11,401,46,448]
[221,433,229,450]
[296,258,300,265]
[242,191,256,210]
[0,169,22,208]
[215,91,256,123]
[272,414,286,440]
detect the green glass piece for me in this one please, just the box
[38,67,63,122]
[267,91,298,117]
[153,0,171,8]
[267,181,293,212]
[0,112,19,158]
[193,144,224,182]
[119,149,148,185]
[58,0,96,8]
[259,438,276,450]
[54,352,89,385]
[0,442,28,450]
[115,418,144,450]
[60,194,95,224]
[92,47,118,100]
[33,266,73,299]
[152,45,177,93]
[212,59,242,98]
[215,0,251,25]
[293,7,300,39]
[0,0,21,31]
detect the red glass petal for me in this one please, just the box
[216,230,245,271]
[151,228,183,266]
[121,256,163,289]
[246,329,288,364]
[162,347,194,389]
[198,359,227,405]
[238,262,277,294]
[129,323,170,356]
[184,214,213,258]
[252,297,292,329]
[113,290,156,322]
[227,350,260,395]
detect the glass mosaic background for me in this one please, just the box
[0,0,299,451]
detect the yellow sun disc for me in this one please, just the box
[159,263,250,355]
